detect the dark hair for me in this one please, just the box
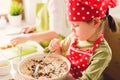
[86,10,118,32]
[106,10,117,32]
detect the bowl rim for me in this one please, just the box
[18,53,71,79]
[0,61,11,68]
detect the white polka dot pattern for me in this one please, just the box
[66,34,104,78]
[78,66,80,68]
[85,57,88,60]
[86,11,90,15]
[76,2,80,6]
[67,0,117,21]
[72,8,75,11]
[77,12,80,15]
[80,59,82,62]
[81,7,85,10]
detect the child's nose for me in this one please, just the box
[71,27,75,32]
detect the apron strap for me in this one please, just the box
[71,34,104,54]
[90,33,104,53]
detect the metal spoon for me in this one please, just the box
[19,46,22,61]
[33,52,51,76]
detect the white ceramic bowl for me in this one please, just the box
[11,57,22,72]
[0,59,11,75]
[18,53,70,80]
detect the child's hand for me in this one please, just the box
[21,26,36,34]
[66,73,75,80]
[11,35,29,46]
[48,38,61,53]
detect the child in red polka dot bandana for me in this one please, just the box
[48,0,118,80]
[67,0,117,21]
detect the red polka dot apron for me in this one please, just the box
[66,34,104,79]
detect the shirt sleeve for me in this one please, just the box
[78,46,112,80]
[47,0,71,36]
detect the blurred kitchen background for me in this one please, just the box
[0,0,120,80]
[0,0,120,26]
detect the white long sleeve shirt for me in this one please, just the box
[47,0,71,37]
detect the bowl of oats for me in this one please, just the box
[18,53,70,80]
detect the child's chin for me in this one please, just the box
[78,37,87,41]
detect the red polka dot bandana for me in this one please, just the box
[67,0,117,21]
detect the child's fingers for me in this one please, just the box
[11,39,17,46]
[11,37,23,46]
[49,38,60,52]
[21,27,33,34]
[21,27,28,33]
[49,41,56,52]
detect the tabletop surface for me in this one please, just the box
[0,22,43,80]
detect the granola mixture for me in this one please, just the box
[19,55,68,79]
